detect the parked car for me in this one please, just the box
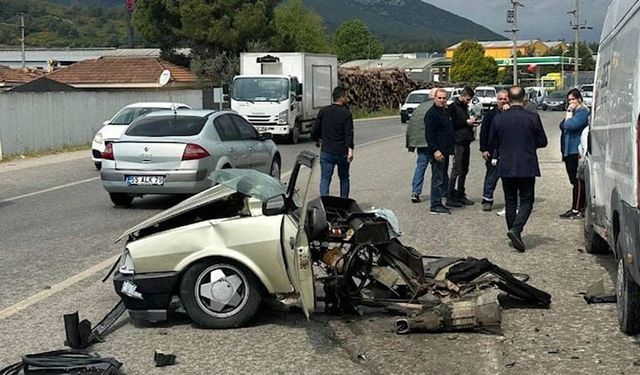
[580,84,594,108]
[524,86,548,108]
[92,102,191,170]
[541,91,567,111]
[447,88,483,116]
[400,89,431,123]
[100,109,281,206]
[583,0,640,335]
[474,86,497,111]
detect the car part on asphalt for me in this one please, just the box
[0,349,122,375]
[64,301,127,349]
[154,350,176,367]
[584,278,617,304]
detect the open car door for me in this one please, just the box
[282,151,317,318]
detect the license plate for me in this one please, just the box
[125,175,165,186]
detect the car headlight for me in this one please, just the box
[277,110,288,125]
[94,132,104,145]
[119,249,135,275]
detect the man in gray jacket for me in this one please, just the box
[406,88,436,203]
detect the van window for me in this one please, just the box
[125,116,207,137]
[476,89,496,98]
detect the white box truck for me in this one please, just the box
[231,52,338,144]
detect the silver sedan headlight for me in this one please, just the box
[119,249,135,275]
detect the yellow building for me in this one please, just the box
[445,39,552,59]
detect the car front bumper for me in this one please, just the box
[113,271,179,322]
[252,124,290,135]
[544,102,565,110]
[101,167,211,195]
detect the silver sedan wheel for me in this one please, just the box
[270,158,281,179]
[195,264,249,318]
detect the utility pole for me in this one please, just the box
[506,1,524,85]
[568,0,592,88]
[19,14,25,69]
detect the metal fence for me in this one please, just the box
[0,89,203,158]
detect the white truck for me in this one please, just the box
[231,52,338,144]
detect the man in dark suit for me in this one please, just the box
[489,86,548,252]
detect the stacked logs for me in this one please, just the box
[339,68,423,111]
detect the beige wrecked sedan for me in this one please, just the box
[113,151,317,329]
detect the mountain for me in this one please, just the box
[303,0,506,51]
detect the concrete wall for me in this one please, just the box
[0,89,203,158]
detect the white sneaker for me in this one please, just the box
[496,208,505,216]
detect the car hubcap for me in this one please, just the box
[196,264,248,318]
[271,161,280,179]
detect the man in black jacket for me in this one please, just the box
[425,88,455,215]
[489,86,548,252]
[479,89,509,211]
[447,87,478,207]
[311,86,354,198]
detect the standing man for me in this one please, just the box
[406,88,436,203]
[479,89,509,211]
[447,87,478,207]
[489,86,548,252]
[425,88,455,215]
[311,86,354,198]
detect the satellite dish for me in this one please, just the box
[158,69,171,86]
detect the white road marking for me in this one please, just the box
[0,132,404,320]
[0,255,120,320]
[1,177,100,203]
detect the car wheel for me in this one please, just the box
[287,122,300,144]
[109,193,133,206]
[269,156,281,180]
[94,162,102,170]
[583,191,609,254]
[180,261,262,329]
[542,105,547,111]
[616,239,640,334]
[400,116,407,124]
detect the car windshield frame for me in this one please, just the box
[476,89,496,98]
[232,77,290,102]
[125,115,208,137]
[211,169,286,202]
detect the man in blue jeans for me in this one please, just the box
[311,87,354,198]
[479,89,509,211]
[425,88,455,214]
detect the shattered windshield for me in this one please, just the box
[212,169,285,202]
[232,77,289,102]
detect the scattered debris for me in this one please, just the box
[0,349,122,374]
[584,278,617,304]
[64,301,126,349]
[505,362,516,368]
[154,350,176,367]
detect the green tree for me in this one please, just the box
[334,19,384,62]
[449,40,498,84]
[133,0,277,84]
[567,42,596,71]
[271,0,330,53]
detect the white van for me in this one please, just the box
[583,0,640,334]
[400,89,431,123]
[474,86,497,111]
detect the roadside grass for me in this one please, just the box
[0,143,90,163]
[351,107,399,120]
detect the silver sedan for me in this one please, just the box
[100,109,281,206]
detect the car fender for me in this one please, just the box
[175,248,292,294]
[215,156,233,170]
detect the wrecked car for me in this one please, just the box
[113,151,551,330]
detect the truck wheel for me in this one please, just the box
[179,261,262,329]
[109,193,133,206]
[287,122,300,144]
[583,189,609,254]
[616,238,640,334]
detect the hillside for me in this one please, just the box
[303,0,506,51]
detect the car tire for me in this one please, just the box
[179,261,262,329]
[583,191,609,254]
[286,122,301,144]
[94,162,102,170]
[400,116,407,124]
[616,237,640,334]
[542,105,548,111]
[109,193,133,206]
[269,156,281,180]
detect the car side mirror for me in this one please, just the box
[259,132,273,141]
[263,195,286,215]
[103,120,111,126]
[296,83,302,98]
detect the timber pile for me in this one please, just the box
[339,68,422,111]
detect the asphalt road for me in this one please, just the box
[1,111,639,374]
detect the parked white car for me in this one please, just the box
[474,86,498,111]
[580,84,594,108]
[91,102,190,169]
[400,89,431,123]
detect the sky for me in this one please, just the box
[423,0,610,43]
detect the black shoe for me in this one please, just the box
[459,196,475,206]
[411,192,420,203]
[482,202,492,211]
[430,205,452,215]
[445,198,463,207]
[570,211,584,220]
[559,209,579,219]
[507,230,525,252]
